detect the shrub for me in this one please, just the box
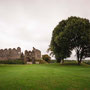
[39,60,48,64]
[0,60,25,64]
[42,54,51,63]
[50,60,57,63]
[83,60,90,65]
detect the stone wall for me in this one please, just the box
[0,47,41,63]
[24,47,41,63]
[0,47,21,61]
[32,47,41,60]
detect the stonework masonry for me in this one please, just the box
[0,47,21,61]
[24,47,41,64]
[0,47,41,63]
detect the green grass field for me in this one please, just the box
[0,63,90,90]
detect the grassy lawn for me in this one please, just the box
[0,63,90,90]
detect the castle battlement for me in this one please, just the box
[0,47,21,61]
[0,47,41,64]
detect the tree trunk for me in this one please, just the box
[78,60,81,65]
[76,47,84,65]
[60,59,64,64]
[76,49,80,65]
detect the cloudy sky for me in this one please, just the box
[0,0,90,59]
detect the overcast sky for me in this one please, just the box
[0,0,90,59]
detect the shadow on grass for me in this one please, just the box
[60,62,79,65]
[39,62,90,69]
[59,62,90,67]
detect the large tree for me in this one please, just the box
[49,16,90,64]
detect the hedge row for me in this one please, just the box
[0,60,25,64]
[83,60,90,65]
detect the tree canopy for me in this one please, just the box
[49,16,90,64]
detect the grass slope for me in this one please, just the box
[0,64,90,90]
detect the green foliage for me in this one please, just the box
[64,60,77,63]
[39,60,48,64]
[0,60,25,64]
[83,60,90,65]
[42,54,51,63]
[50,60,57,63]
[50,16,90,64]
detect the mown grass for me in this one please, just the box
[0,63,90,90]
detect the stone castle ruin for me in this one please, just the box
[0,47,41,64]
[0,47,21,61]
[24,47,41,64]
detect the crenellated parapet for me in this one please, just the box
[0,47,21,60]
[0,47,41,64]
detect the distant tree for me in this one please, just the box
[42,54,51,63]
[49,16,90,65]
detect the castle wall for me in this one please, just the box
[0,47,41,63]
[0,47,21,61]
[24,47,41,63]
[32,47,41,60]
